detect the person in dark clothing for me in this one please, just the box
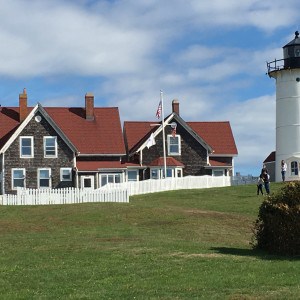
[257,175,264,195]
[262,171,270,194]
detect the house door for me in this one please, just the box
[81,176,94,189]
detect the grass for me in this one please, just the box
[0,182,299,299]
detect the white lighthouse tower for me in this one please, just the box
[267,31,300,182]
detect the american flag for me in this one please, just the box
[156,101,162,119]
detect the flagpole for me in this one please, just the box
[160,90,167,178]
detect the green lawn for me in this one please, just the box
[0,183,299,299]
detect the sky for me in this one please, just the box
[0,0,299,176]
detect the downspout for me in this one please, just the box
[73,152,78,188]
[2,153,5,195]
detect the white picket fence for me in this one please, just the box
[1,187,129,205]
[0,175,232,206]
[100,175,232,196]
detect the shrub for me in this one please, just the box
[252,181,300,256]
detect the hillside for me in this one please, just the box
[0,183,299,299]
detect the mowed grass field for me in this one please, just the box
[0,183,299,299]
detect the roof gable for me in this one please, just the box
[46,107,126,155]
[187,121,238,155]
[0,104,126,156]
[0,104,77,154]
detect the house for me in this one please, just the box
[0,90,127,194]
[0,91,238,194]
[123,100,238,180]
[263,151,275,182]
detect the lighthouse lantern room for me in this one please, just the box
[267,31,300,182]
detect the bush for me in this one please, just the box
[252,181,300,256]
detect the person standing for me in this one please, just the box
[257,175,264,195]
[281,160,287,182]
[262,170,270,195]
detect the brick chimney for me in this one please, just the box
[19,88,28,122]
[85,93,94,120]
[172,99,179,115]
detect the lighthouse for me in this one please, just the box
[267,31,300,182]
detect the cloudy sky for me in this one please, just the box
[0,0,299,176]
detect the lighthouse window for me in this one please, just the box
[295,48,300,57]
[291,161,298,176]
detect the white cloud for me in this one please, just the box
[0,0,298,175]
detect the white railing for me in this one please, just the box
[100,175,231,196]
[2,187,129,205]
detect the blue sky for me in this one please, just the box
[0,0,299,176]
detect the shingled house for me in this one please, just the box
[123,100,238,180]
[0,90,127,194]
[0,92,238,194]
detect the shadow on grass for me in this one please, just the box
[211,247,300,261]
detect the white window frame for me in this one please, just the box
[291,161,299,176]
[167,135,181,155]
[60,168,72,181]
[81,175,94,189]
[213,169,225,177]
[127,170,138,182]
[99,173,123,187]
[12,168,26,190]
[44,136,57,158]
[38,168,52,189]
[20,136,34,158]
[150,167,183,179]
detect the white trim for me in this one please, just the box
[44,136,58,158]
[150,166,183,179]
[60,168,72,181]
[81,175,94,189]
[127,169,138,182]
[0,103,77,155]
[167,134,181,155]
[0,104,39,154]
[38,168,52,189]
[12,168,26,190]
[99,173,123,187]
[135,113,213,154]
[20,136,34,158]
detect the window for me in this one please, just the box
[44,136,57,157]
[60,168,72,181]
[12,169,25,189]
[151,169,159,179]
[20,136,33,158]
[100,173,123,187]
[291,161,298,176]
[213,170,224,176]
[81,176,94,189]
[128,170,138,182]
[167,135,181,155]
[150,167,183,179]
[38,168,51,188]
[163,168,173,178]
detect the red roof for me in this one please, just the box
[0,106,126,155]
[124,121,154,151]
[124,120,237,155]
[209,158,231,167]
[76,160,139,171]
[0,108,21,148]
[149,157,185,167]
[264,151,275,163]
[188,121,238,155]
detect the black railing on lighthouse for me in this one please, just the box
[267,57,300,74]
